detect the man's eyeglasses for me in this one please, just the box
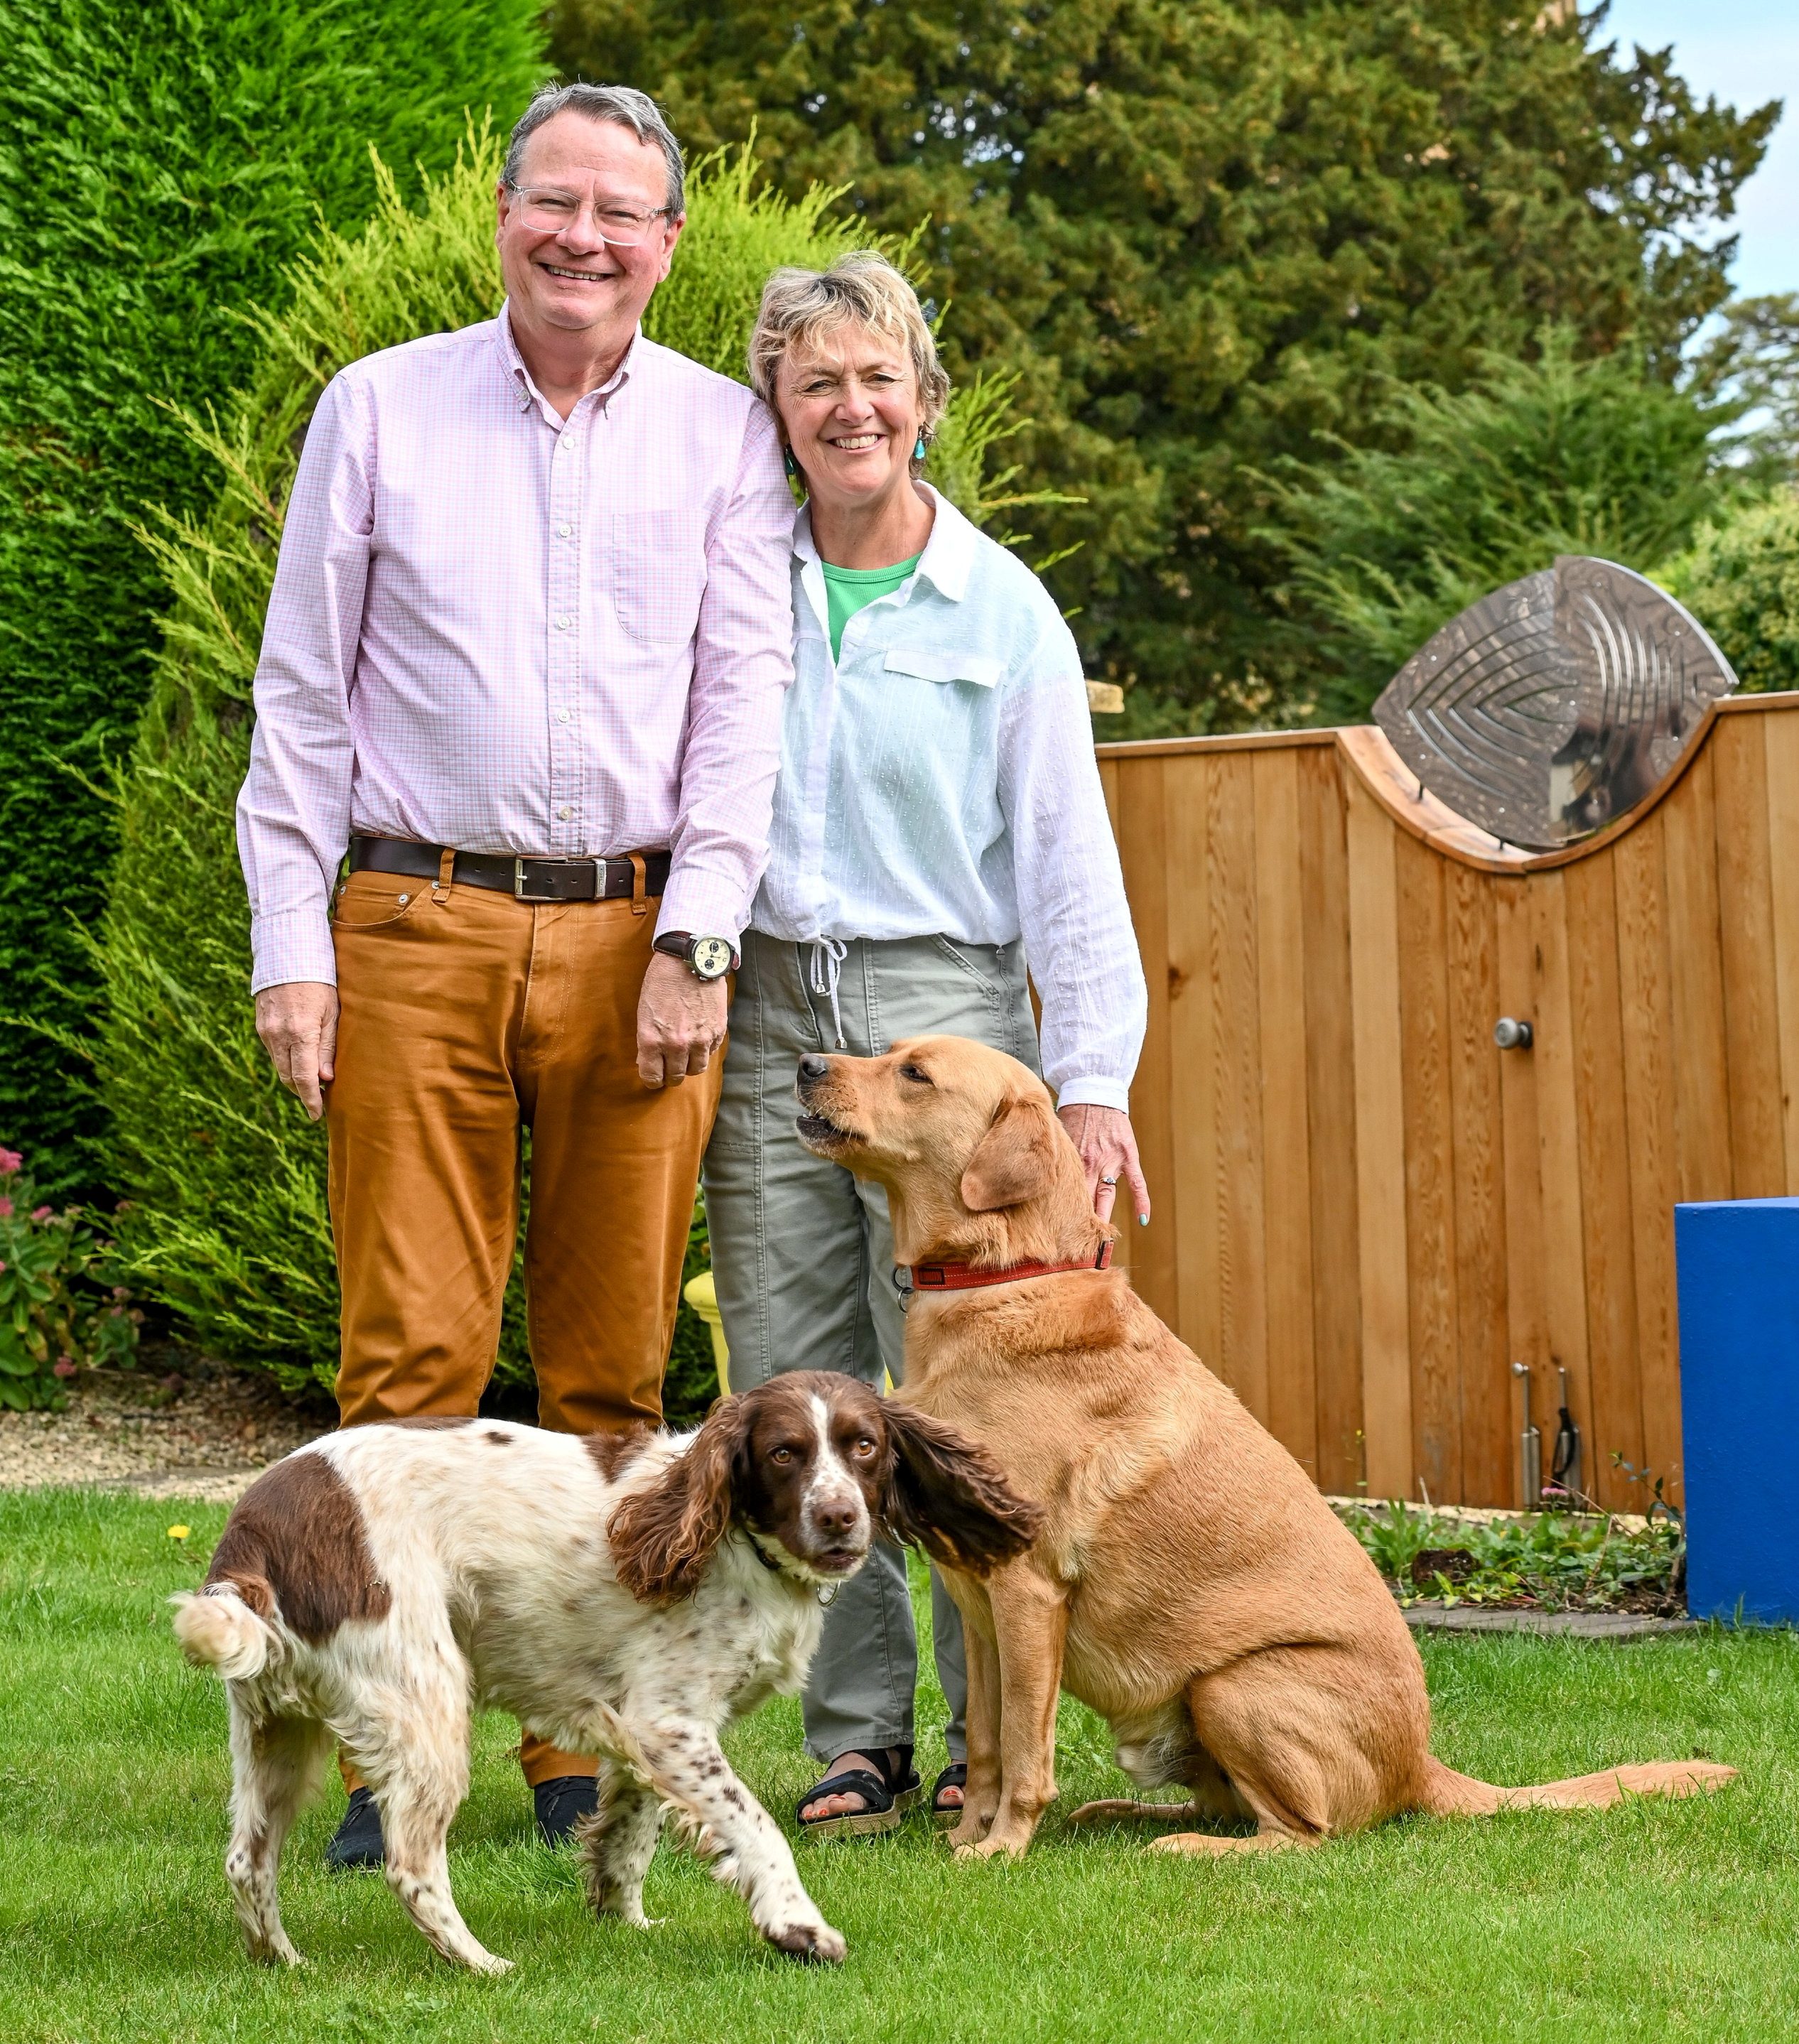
[504,184,673,247]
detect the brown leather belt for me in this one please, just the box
[349,836,671,904]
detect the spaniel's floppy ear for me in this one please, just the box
[608,1396,750,1605]
[959,1094,1061,1212]
[877,1400,1044,1576]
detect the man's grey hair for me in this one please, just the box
[503,83,686,215]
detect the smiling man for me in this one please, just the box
[234,83,794,1866]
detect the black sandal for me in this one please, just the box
[930,1763,967,1830]
[796,1745,920,1841]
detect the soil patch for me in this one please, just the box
[0,1350,331,1502]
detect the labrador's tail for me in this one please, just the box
[1418,1756,1736,1817]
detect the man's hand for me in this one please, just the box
[254,981,340,1122]
[637,951,728,1088]
[1056,1103,1150,1228]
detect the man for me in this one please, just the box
[236,82,794,1866]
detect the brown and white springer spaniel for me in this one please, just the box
[172,1372,1039,1972]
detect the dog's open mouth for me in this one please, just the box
[795,1110,854,1150]
[811,1545,865,1575]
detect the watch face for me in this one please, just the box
[691,936,733,980]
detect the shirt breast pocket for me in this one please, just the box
[882,648,1005,688]
[609,509,709,648]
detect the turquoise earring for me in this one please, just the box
[783,446,799,479]
[913,434,927,461]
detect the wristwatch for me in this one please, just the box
[654,931,735,981]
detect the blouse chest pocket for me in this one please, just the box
[608,509,709,648]
[882,648,1005,688]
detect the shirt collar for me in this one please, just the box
[792,484,978,602]
[496,300,639,426]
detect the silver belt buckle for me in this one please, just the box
[514,856,603,902]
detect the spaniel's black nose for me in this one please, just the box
[797,1053,831,1088]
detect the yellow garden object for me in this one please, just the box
[683,1269,730,1400]
[681,1269,892,1399]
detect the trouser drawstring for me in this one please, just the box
[809,937,850,1049]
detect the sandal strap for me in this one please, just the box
[797,1769,895,1826]
[931,1763,968,1809]
[866,1741,912,1790]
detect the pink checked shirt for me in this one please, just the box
[236,304,796,992]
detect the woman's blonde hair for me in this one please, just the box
[748,252,951,475]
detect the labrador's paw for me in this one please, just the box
[953,1834,1027,1863]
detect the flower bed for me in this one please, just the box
[1339,1498,1685,1618]
[0,1150,139,1410]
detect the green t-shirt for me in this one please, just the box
[821,553,924,661]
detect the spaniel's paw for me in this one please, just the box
[247,1936,303,1968]
[766,1919,846,1965]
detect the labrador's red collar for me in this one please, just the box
[906,1240,1113,1293]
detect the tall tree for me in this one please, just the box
[0,1,546,1190]
[551,0,1776,729]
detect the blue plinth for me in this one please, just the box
[1676,1199,1799,1625]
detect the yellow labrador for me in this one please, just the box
[794,1035,1734,1860]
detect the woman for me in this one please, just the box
[704,252,1149,1837]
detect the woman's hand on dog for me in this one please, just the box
[1056,1103,1150,1227]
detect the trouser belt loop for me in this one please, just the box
[629,853,647,917]
[432,846,455,906]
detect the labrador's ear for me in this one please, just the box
[959,1096,1060,1212]
[607,1397,750,1604]
[877,1400,1044,1576]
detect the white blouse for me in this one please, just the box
[751,487,1147,1112]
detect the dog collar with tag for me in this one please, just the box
[906,1241,1113,1293]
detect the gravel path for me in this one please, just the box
[0,1360,329,1503]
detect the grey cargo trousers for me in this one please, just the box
[703,928,1041,1766]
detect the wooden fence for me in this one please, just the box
[1095,692,1799,1510]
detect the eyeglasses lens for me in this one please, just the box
[510,190,661,247]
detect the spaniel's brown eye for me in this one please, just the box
[770,1447,794,1464]
[852,1437,877,1458]
[897,1064,934,1086]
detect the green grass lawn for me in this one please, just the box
[1,1488,1791,2043]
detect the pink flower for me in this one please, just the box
[0,1197,11,1219]
[53,1359,77,1380]
[0,1147,20,1174]
[30,1206,52,1223]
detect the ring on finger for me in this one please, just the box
[1100,1174,1118,1186]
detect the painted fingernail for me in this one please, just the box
[1139,1214,1149,1226]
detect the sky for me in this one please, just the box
[1599,0,1798,299]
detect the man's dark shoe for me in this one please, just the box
[534,1774,599,1846]
[325,1785,386,1871]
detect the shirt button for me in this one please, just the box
[556,708,571,724]
[556,615,573,631]
[557,522,573,537]
[558,805,573,821]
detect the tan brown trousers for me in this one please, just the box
[327,863,722,1783]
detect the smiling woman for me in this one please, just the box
[701,249,1150,1840]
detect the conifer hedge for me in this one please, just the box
[0,0,546,1194]
[1665,492,1799,697]
[96,134,1019,1416]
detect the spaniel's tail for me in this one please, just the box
[171,1584,280,1682]
[1418,1756,1736,1817]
